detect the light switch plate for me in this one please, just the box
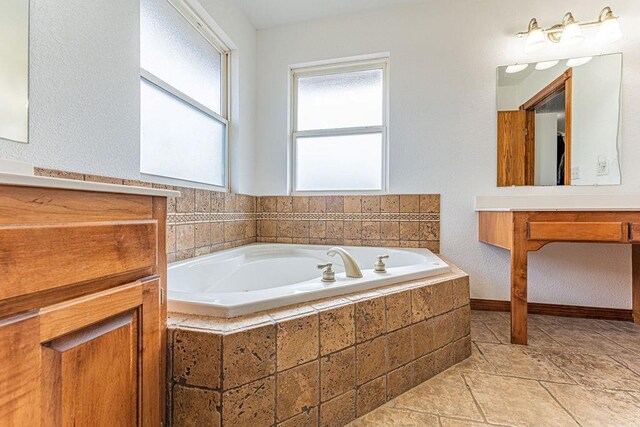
[597,159,609,176]
[571,167,580,180]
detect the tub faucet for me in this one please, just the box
[327,247,363,278]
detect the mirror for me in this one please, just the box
[496,53,621,186]
[0,0,29,143]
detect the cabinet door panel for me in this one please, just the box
[0,312,41,425]
[42,311,139,426]
[0,279,161,426]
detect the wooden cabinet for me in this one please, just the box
[478,210,640,345]
[0,184,169,425]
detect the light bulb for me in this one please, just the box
[597,17,622,44]
[505,64,529,74]
[525,28,546,53]
[566,56,592,67]
[535,60,559,71]
[560,22,584,45]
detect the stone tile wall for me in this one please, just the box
[166,188,256,262]
[256,195,440,253]
[167,265,470,427]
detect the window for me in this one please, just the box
[291,57,388,193]
[140,0,229,188]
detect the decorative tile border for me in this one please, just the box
[257,212,440,222]
[168,212,258,224]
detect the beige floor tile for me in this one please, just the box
[540,324,628,355]
[542,382,640,427]
[470,311,507,323]
[475,343,573,382]
[546,352,640,391]
[391,369,483,421]
[611,353,640,376]
[527,314,559,328]
[452,342,495,374]
[470,321,500,343]
[595,328,640,354]
[347,406,439,426]
[605,320,640,334]
[439,417,500,426]
[482,319,564,351]
[464,372,577,426]
[540,316,613,333]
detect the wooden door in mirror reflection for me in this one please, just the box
[0,279,161,426]
[498,69,573,187]
[497,110,529,186]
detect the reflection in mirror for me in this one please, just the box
[0,0,29,143]
[496,53,621,186]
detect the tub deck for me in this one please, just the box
[167,261,471,427]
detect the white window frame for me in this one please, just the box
[140,0,231,191]
[289,55,390,195]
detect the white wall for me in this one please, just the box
[254,0,640,308]
[534,113,559,186]
[0,0,257,194]
[571,54,622,185]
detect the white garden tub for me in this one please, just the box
[168,243,450,318]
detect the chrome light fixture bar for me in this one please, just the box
[516,7,622,50]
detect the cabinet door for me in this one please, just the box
[0,278,161,426]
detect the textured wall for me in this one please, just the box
[253,0,640,308]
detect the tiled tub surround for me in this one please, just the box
[256,195,441,253]
[167,263,470,427]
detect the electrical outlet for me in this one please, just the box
[571,167,580,180]
[597,159,609,176]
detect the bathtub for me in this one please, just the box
[168,243,450,318]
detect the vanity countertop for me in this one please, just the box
[0,171,180,198]
[475,195,640,212]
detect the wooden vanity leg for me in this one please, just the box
[510,213,530,345]
[510,243,529,344]
[633,245,640,325]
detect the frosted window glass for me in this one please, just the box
[140,80,225,186]
[141,0,222,113]
[295,134,383,191]
[297,69,383,131]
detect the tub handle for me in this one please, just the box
[317,262,336,283]
[374,255,389,273]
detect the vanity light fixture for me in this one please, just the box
[524,19,546,53]
[559,13,584,46]
[535,60,559,70]
[516,7,622,49]
[505,63,529,74]
[596,7,623,44]
[566,56,593,67]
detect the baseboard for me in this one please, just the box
[470,298,633,322]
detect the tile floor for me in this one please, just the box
[348,310,640,426]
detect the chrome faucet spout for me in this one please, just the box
[327,247,363,278]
